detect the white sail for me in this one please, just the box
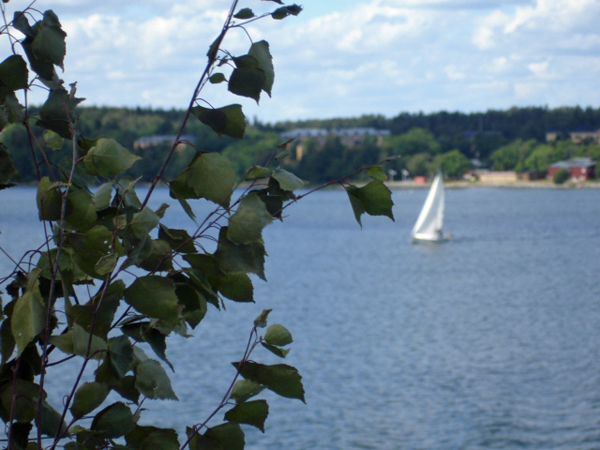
[411,172,445,242]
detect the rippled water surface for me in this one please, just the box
[1,187,600,449]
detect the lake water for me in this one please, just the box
[1,186,600,449]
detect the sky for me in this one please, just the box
[4,0,600,123]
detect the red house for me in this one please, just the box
[548,158,596,181]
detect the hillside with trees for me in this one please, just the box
[4,105,600,183]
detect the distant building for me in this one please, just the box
[280,128,391,160]
[133,135,196,151]
[546,128,600,144]
[517,170,546,181]
[547,158,596,181]
[477,171,518,183]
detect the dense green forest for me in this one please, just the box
[4,105,600,183]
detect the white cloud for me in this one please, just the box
[4,0,599,121]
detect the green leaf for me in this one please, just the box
[0,143,19,187]
[36,176,63,221]
[1,317,15,363]
[83,138,141,177]
[204,423,244,450]
[170,152,235,207]
[213,273,253,303]
[271,168,306,191]
[38,399,67,438]
[0,379,39,422]
[36,87,84,138]
[234,8,255,19]
[272,4,302,19]
[43,129,64,150]
[227,192,272,245]
[264,324,293,346]
[122,322,173,371]
[272,6,291,19]
[32,10,66,70]
[128,207,160,240]
[124,276,180,323]
[228,65,266,103]
[261,342,290,358]
[0,55,28,90]
[169,187,196,221]
[91,402,134,438]
[191,104,246,139]
[7,422,32,450]
[67,225,116,279]
[129,238,173,273]
[94,182,113,211]
[134,359,178,400]
[71,323,108,359]
[182,254,223,278]
[253,309,271,328]
[11,271,45,356]
[158,224,196,253]
[70,382,110,419]
[234,362,305,402]
[69,281,123,339]
[107,335,135,378]
[176,284,207,329]
[66,187,98,232]
[94,252,119,276]
[245,166,270,180]
[345,180,395,227]
[214,228,266,280]
[224,400,268,432]
[209,73,226,84]
[368,165,388,181]
[13,11,34,37]
[116,176,142,208]
[126,425,180,450]
[249,41,274,97]
[2,91,25,125]
[230,380,264,404]
[286,4,303,15]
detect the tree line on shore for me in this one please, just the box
[3,105,600,184]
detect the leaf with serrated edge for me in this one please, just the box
[91,402,134,438]
[129,207,160,240]
[346,180,395,227]
[214,227,266,280]
[134,359,178,400]
[249,41,274,97]
[224,400,269,432]
[261,342,290,358]
[94,182,113,211]
[234,362,305,402]
[227,192,272,245]
[205,423,244,450]
[214,273,254,303]
[83,138,141,178]
[368,165,388,181]
[11,271,45,356]
[230,379,265,404]
[272,168,306,191]
[228,65,265,103]
[124,276,180,323]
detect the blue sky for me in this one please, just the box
[5,0,600,123]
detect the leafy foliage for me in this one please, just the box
[0,2,394,450]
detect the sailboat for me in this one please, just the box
[411,171,446,242]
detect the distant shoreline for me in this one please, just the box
[384,180,600,189]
